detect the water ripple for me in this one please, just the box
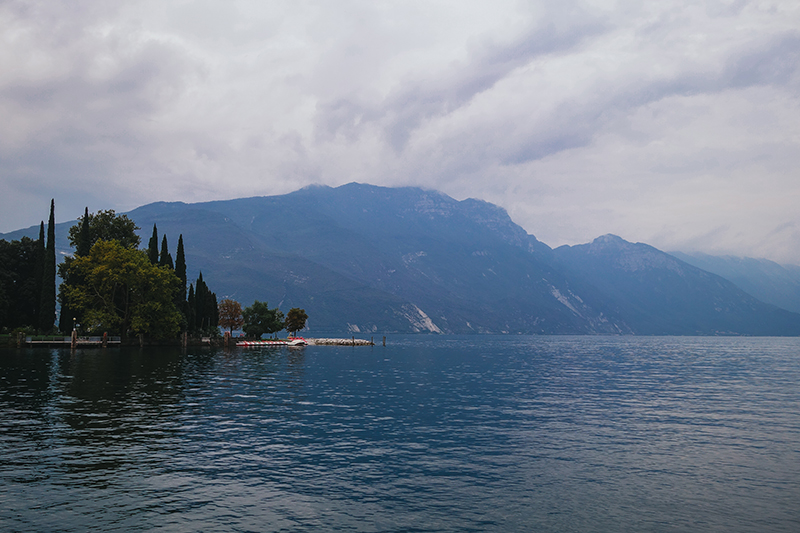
[2,337,800,531]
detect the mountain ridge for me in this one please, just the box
[3,183,799,335]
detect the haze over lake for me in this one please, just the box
[3,336,799,532]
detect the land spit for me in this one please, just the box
[307,338,375,346]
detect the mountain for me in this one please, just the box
[669,251,800,314]
[125,184,626,335]
[4,183,800,335]
[554,235,800,335]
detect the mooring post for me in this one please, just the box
[139,334,144,347]
[71,330,77,349]
[383,336,386,347]
[18,332,24,348]
[352,336,355,346]
[224,331,230,348]
[102,332,108,348]
[182,331,188,348]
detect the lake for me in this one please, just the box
[2,336,800,532]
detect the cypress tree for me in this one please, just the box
[195,273,206,331]
[148,224,159,264]
[187,283,196,332]
[159,235,173,269]
[175,235,187,303]
[39,200,56,332]
[76,207,92,257]
[33,222,45,322]
[209,292,219,329]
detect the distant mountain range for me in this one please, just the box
[3,183,800,335]
[669,252,800,315]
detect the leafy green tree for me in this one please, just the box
[242,300,284,339]
[38,200,56,332]
[61,240,182,340]
[147,224,159,264]
[284,307,308,337]
[218,298,244,333]
[61,208,141,333]
[68,209,140,250]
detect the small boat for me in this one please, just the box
[237,337,307,347]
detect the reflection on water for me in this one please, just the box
[2,337,800,532]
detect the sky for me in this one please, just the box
[2,0,799,263]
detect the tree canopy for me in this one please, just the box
[218,298,244,333]
[68,209,140,251]
[61,240,182,340]
[284,307,308,337]
[242,300,284,339]
[0,237,39,330]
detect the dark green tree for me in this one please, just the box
[188,272,218,334]
[75,207,92,257]
[174,234,187,302]
[68,209,140,250]
[33,222,45,323]
[284,308,308,337]
[159,235,173,269]
[187,283,196,332]
[147,224,159,264]
[39,200,56,332]
[242,300,284,339]
[0,237,39,330]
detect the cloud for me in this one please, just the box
[1,0,799,263]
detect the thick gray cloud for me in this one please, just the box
[2,0,799,263]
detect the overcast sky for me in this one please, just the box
[2,0,799,263]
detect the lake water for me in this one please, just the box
[2,336,800,532]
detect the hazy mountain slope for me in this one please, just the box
[670,251,800,314]
[176,184,625,334]
[126,201,433,334]
[555,235,800,335]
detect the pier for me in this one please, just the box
[24,334,121,347]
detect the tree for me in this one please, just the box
[218,299,244,333]
[61,209,140,333]
[174,234,187,303]
[33,222,45,323]
[39,199,56,332]
[242,300,284,339]
[68,209,140,250]
[188,273,219,334]
[0,237,40,330]
[75,207,92,257]
[61,240,182,340]
[284,307,308,337]
[159,235,173,269]
[147,224,159,264]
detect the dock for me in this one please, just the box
[25,335,121,347]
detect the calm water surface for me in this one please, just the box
[2,336,800,532]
